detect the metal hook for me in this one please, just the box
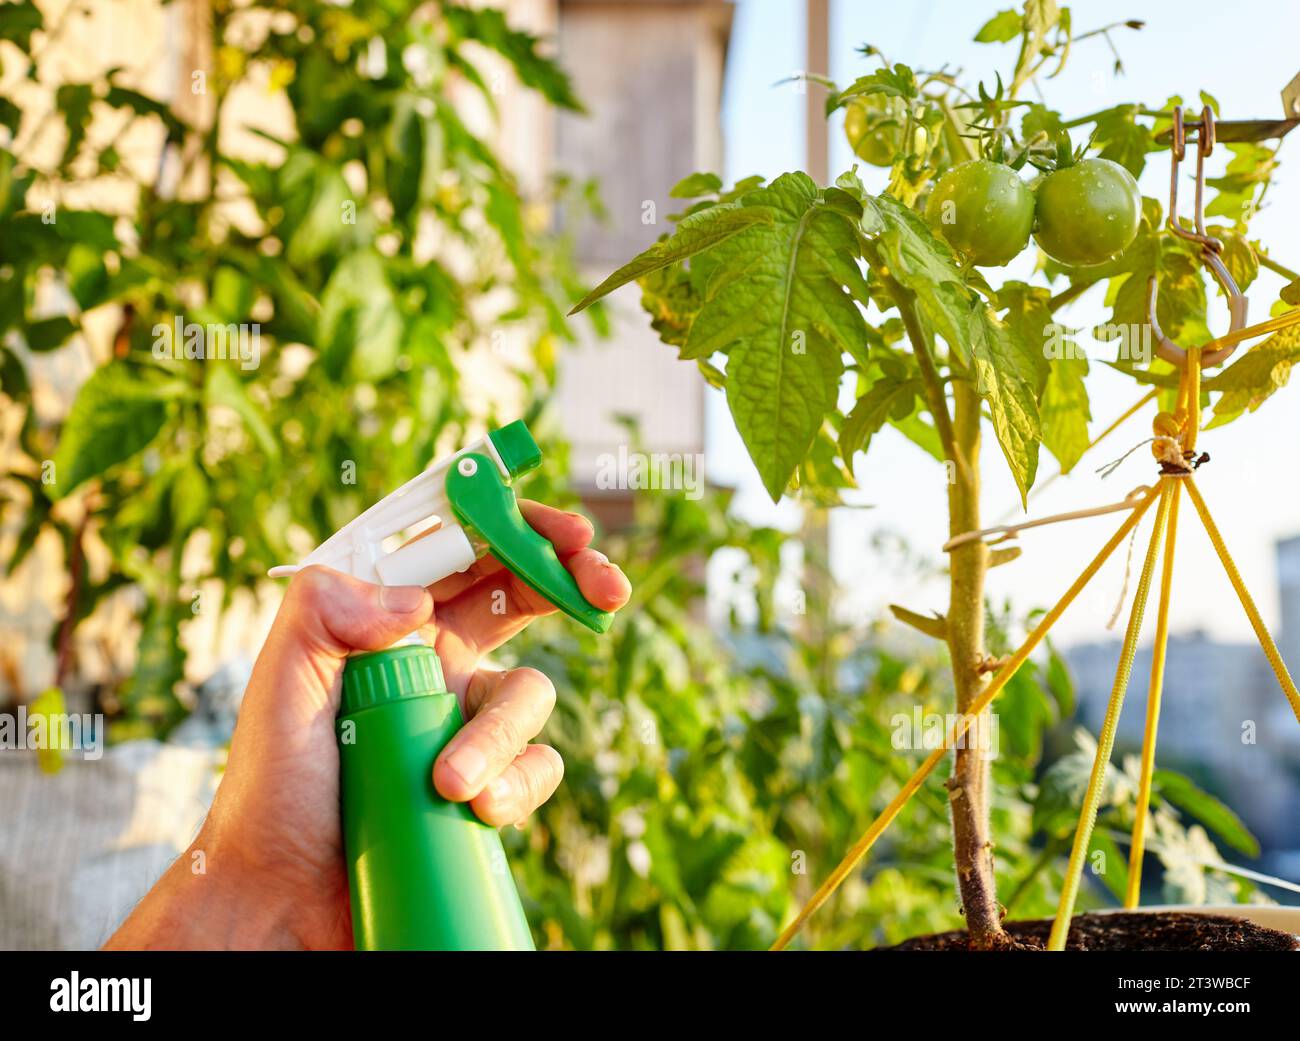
[1148,106,1248,368]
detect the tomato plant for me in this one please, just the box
[574,2,1297,948]
[1034,157,1143,267]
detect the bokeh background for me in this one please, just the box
[2,0,1298,949]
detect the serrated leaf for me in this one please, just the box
[683,173,866,500]
[50,364,182,498]
[862,194,974,359]
[569,203,773,314]
[970,308,1041,504]
[1092,104,1155,178]
[840,378,919,460]
[1154,769,1259,856]
[1205,322,1300,427]
[1040,354,1090,473]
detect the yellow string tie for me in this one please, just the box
[1047,478,1175,950]
[1126,479,1181,907]
[768,483,1164,951]
[1185,476,1300,725]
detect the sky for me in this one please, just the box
[710,0,1300,645]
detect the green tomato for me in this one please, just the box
[1033,157,1142,267]
[844,95,906,167]
[924,159,1035,267]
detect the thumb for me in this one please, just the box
[271,565,434,660]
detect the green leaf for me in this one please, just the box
[569,203,774,314]
[840,377,920,460]
[974,9,1023,43]
[969,308,1041,504]
[1154,769,1260,856]
[670,172,723,199]
[1092,104,1155,178]
[1205,322,1300,427]
[50,364,182,498]
[1040,354,1090,473]
[861,194,973,359]
[317,251,403,382]
[24,315,77,352]
[682,173,867,500]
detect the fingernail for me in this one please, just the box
[380,585,426,613]
[487,775,513,804]
[589,551,609,566]
[444,746,488,790]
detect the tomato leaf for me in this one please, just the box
[569,203,773,314]
[1039,354,1090,474]
[861,193,974,361]
[684,173,867,500]
[969,308,1041,505]
[840,378,921,460]
[1205,322,1300,428]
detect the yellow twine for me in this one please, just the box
[768,484,1163,951]
[1047,478,1175,950]
[1185,477,1300,726]
[1125,480,1182,907]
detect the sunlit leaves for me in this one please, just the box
[1205,323,1300,428]
[683,174,867,500]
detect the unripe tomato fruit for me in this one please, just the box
[844,95,906,167]
[1033,157,1142,267]
[924,159,1035,267]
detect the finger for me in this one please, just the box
[269,566,433,661]
[433,667,556,801]
[427,502,595,603]
[468,744,564,828]
[436,549,630,657]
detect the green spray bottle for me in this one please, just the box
[270,421,613,950]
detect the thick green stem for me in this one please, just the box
[888,285,1008,948]
[944,378,1008,948]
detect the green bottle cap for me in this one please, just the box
[341,645,446,716]
[489,420,543,479]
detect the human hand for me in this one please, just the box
[105,502,629,950]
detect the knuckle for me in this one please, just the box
[476,709,523,758]
[287,564,335,608]
[511,667,556,711]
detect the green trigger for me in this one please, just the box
[446,446,613,634]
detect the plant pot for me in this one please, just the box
[1108,904,1300,939]
[884,905,1300,951]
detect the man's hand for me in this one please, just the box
[105,502,630,950]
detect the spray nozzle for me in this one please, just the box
[269,421,613,634]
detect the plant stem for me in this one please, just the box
[944,376,1009,948]
[887,282,1008,947]
[1258,252,1300,283]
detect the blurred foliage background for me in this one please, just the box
[0,0,1264,949]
